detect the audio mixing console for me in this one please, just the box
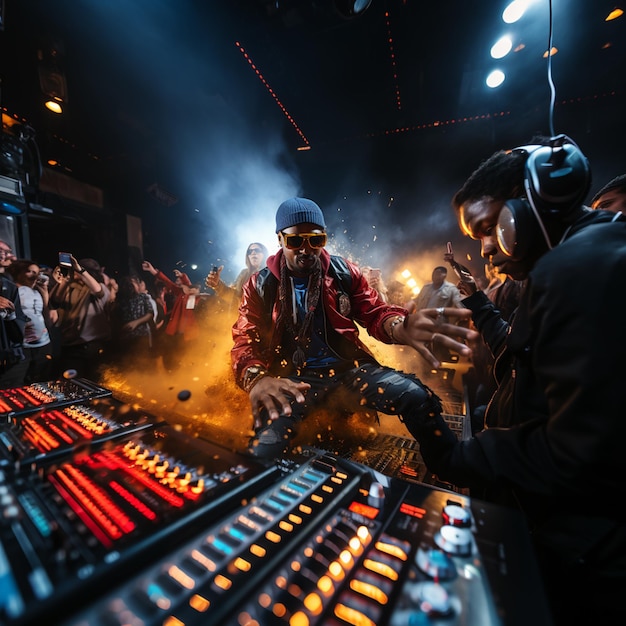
[0,382,553,626]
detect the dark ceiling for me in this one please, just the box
[1,0,625,275]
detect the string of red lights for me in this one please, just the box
[384,11,402,111]
[236,41,311,150]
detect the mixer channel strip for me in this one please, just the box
[338,435,427,483]
[315,412,468,492]
[0,378,113,422]
[0,396,162,471]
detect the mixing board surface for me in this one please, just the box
[0,382,552,626]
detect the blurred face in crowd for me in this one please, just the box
[431,267,447,287]
[278,223,326,276]
[130,277,142,293]
[0,241,14,271]
[21,264,41,288]
[246,245,266,271]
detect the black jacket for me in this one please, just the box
[414,209,626,567]
[0,275,28,370]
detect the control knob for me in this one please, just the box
[442,504,470,527]
[410,581,454,618]
[434,525,473,557]
[415,547,456,580]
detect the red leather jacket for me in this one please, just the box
[231,249,408,388]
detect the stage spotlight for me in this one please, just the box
[491,35,513,59]
[45,98,63,114]
[333,0,373,19]
[486,69,506,88]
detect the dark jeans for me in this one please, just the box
[0,355,30,389]
[23,344,54,384]
[56,339,110,382]
[248,361,441,458]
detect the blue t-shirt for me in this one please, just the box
[292,277,339,368]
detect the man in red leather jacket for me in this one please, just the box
[231,197,475,458]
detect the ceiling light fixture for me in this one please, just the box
[486,69,506,88]
[502,0,529,24]
[491,35,513,59]
[606,8,624,21]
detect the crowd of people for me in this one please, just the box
[0,250,218,387]
[0,137,624,624]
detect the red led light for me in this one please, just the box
[399,502,427,518]
[348,501,379,519]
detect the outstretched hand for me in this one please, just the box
[205,265,224,290]
[444,251,478,295]
[141,260,157,275]
[248,376,310,430]
[398,308,478,369]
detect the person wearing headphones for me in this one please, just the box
[404,135,626,625]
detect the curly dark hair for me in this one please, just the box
[452,150,527,213]
[452,135,552,213]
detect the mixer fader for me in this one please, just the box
[0,396,159,470]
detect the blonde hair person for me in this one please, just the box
[205,242,269,312]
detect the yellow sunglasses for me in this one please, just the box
[280,232,327,250]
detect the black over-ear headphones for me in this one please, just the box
[521,134,591,218]
[496,134,592,261]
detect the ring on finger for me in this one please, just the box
[436,307,445,316]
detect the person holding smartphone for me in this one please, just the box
[205,242,269,315]
[360,266,388,302]
[48,254,112,381]
[8,259,54,380]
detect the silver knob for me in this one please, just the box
[434,525,473,556]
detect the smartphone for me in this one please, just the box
[59,252,72,267]
[37,272,49,286]
[59,252,72,276]
[446,242,474,283]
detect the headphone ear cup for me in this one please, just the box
[524,138,591,218]
[497,199,534,261]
